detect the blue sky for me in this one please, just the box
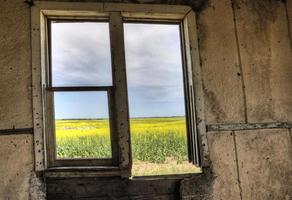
[52,22,185,119]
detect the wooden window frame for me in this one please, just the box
[46,18,122,169]
[31,1,208,177]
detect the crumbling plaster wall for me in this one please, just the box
[0,0,291,199]
[0,0,45,199]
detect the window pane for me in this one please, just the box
[54,92,112,159]
[124,23,200,176]
[51,22,112,86]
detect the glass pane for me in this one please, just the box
[51,22,112,86]
[54,92,112,159]
[124,23,201,176]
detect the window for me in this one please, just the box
[48,21,117,167]
[124,23,200,176]
[31,2,208,177]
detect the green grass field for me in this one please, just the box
[55,117,200,176]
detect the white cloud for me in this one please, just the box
[51,22,112,86]
[124,23,185,105]
[52,22,186,117]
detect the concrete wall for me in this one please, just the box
[0,0,291,199]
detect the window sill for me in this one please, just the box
[130,172,202,181]
[44,166,121,178]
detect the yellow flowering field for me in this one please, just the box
[55,117,200,175]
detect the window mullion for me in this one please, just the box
[109,11,132,177]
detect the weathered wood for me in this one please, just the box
[45,166,121,178]
[31,5,46,171]
[109,12,132,177]
[46,90,55,168]
[183,13,199,165]
[184,11,208,167]
[108,88,119,166]
[35,1,192,20]
[47,194,176,200]
[207,122,292,132]
[46,177,181,199]
[35,1,106,18]
[104,3,191,15]
[51,159,114,168]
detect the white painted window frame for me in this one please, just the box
[31,1,208,177]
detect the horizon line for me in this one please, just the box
[55,115,185,120]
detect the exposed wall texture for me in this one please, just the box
[234,0,292,123]
[0,0,32,130]
[0,0,291,199]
